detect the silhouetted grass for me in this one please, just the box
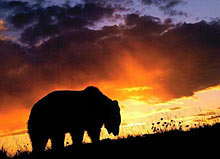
[0,146,8,159]
[2,121,220,158]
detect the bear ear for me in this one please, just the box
[113,100,120,111]
[113,100,118,105]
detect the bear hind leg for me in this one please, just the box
[70,129,84,145]
[51,133,65,152]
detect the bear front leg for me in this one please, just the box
[87,128,101,144]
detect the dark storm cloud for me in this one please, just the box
[141,0,184,8]
[124,14,169,37]
[122,15,220,99]
[0,0,220,111]
[158,21,220,98]
[116,15,220,99]
[0,1,29,11]
[83,0,187,16]
[141,0,187,16]
[0,0,187,46]
[0,25,122,110]
[0,1,115,45]
[0,40,29,109]
[22,3,114,45]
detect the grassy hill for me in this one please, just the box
[1,122,219,159]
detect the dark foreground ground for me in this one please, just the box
[1,123,220,159]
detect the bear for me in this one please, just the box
[27,86,121,153]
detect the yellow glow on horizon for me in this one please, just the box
[116,86,153,93]
[1,81,220,155]
[0,108,29,136]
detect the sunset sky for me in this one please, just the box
[0,0,220,152]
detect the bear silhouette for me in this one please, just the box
[28,86,121,153]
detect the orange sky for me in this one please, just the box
[1,51,220,147]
